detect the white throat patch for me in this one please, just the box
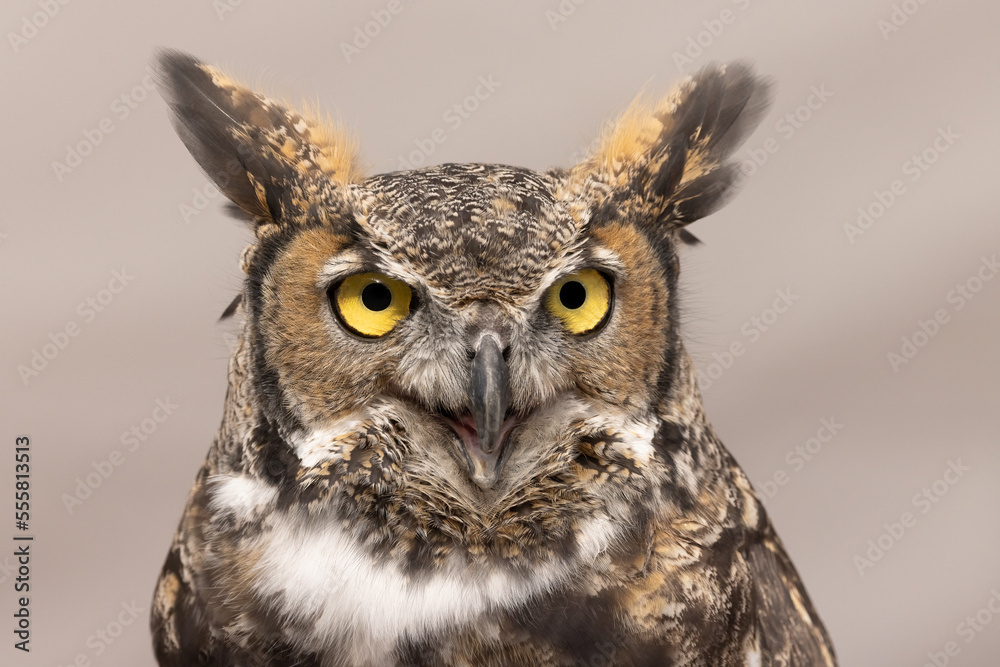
[246,507,619,664]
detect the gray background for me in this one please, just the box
[2,1,998,665]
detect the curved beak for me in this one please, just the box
[466,334,510,488]
[471,334,509,454]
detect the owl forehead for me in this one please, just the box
[352,163,588,302]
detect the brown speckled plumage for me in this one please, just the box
[150,50,836,666]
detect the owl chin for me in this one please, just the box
[438,410,526,490]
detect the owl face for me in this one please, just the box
[156,51,770,568]
[254,163,674,495]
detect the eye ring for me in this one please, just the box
[329,272,413,338]
[545,268,613,336]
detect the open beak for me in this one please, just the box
[443,334,515,489]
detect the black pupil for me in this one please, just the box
[559,281,587,310]
[361,282,392,311]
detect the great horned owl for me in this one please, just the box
[150,50,836,667]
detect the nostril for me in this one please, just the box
[501,345,511,361]
[465,347,476,362]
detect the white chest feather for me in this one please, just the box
[209,474,619,665]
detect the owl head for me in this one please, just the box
[156,52,771,566]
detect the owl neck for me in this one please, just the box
[205,323,261,474]
[655,347,730,480]
[658,349,709,428]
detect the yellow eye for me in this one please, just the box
[332,273,412,337]
[546,269,611,335]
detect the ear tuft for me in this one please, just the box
[153,49,363,227]
[572,61,773,229]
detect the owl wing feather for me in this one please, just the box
[745,527,838,665]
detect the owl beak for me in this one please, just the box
[467,333,511,488]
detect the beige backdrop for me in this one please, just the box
[2,1,999,665]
